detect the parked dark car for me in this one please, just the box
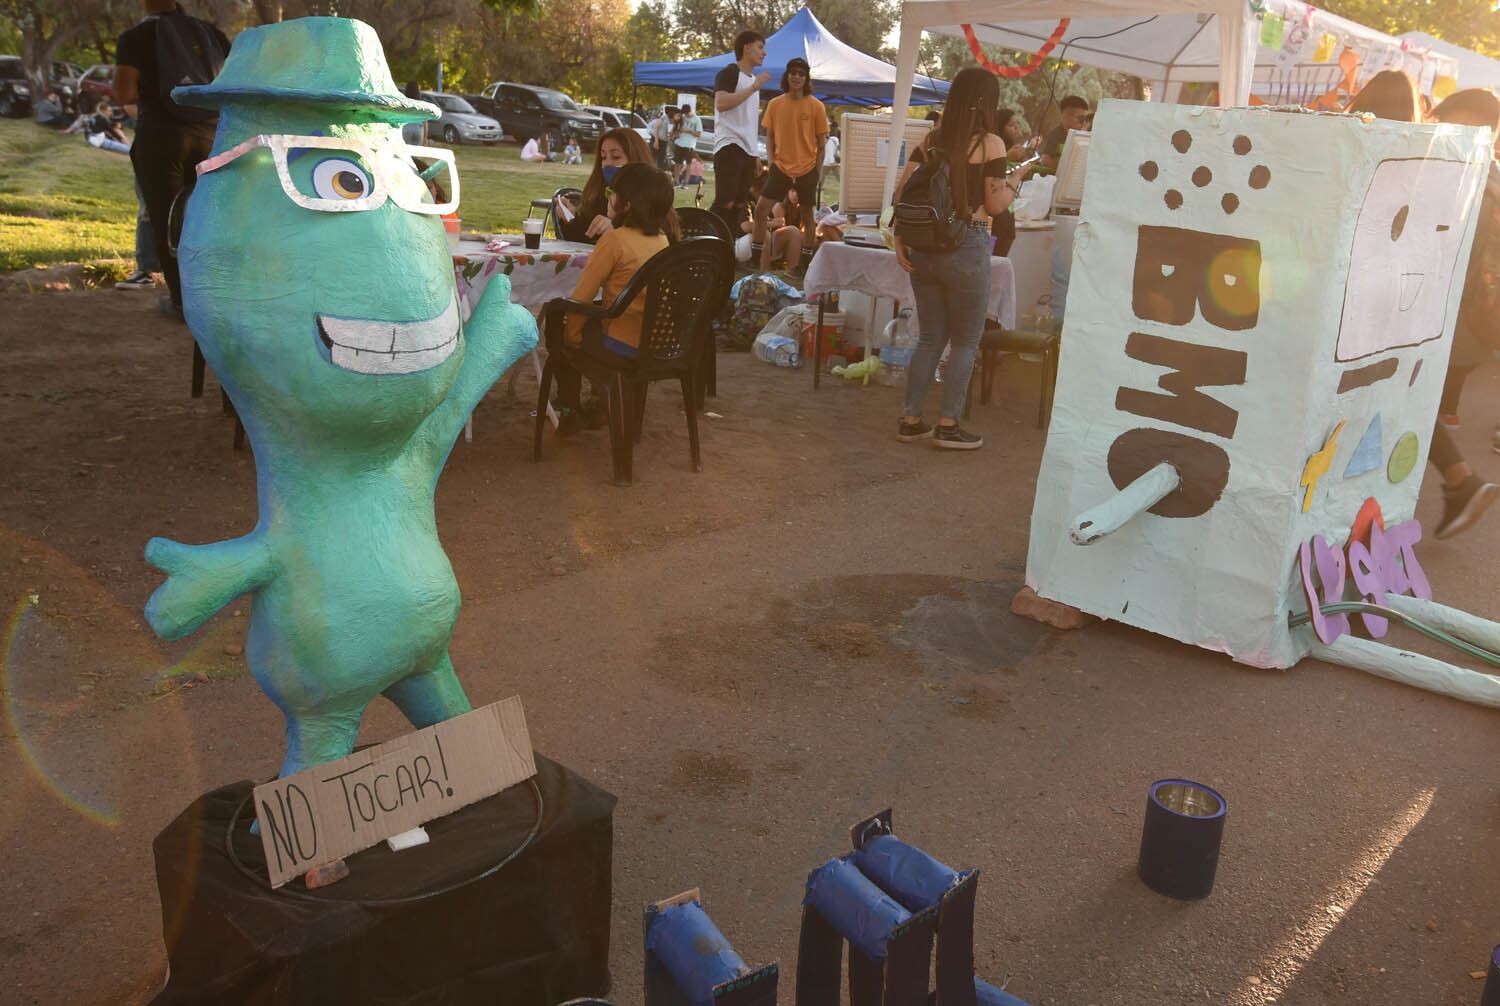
[468,82,603,148]
[1,56,32,118]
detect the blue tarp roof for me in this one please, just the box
[633,7,949,106]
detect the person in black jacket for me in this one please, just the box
[114,0,230,320]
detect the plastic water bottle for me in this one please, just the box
[879,310,915,387]
[753,331,801,368]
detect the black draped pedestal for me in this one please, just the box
[152,754,616,1004]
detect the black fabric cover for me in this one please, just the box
[152,753,616,1004]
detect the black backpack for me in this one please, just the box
[155,10,228,124]
[893,146,968,252]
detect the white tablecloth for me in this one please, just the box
[801,240,1018,333]
[454,236,595,313]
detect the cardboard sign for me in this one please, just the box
[1027,102,1489,668]
[253,696,536,887]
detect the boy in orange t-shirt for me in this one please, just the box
[754,57,828,262]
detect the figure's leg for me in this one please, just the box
[383,651,472,729]
[278,706,363,779]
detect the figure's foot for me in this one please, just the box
[1436,475,1499,539]
[933,423,984,451]
[896,418,933,442]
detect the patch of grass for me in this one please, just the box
[0,118,725,272]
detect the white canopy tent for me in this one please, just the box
[1400,31,1500,92]
[881,0,1459,204]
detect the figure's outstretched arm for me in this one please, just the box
[420,273,538,470]
[144,532,277,640]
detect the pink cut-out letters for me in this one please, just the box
[1298,516,1431,644]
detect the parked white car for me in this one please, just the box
[581,105,650,143]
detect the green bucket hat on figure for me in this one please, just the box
[173,16,437,123]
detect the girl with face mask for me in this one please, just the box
[558,127,656,243]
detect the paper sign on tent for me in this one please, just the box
[252,696,536,888]
[1260,12,1285,49]
[1314,34,1337,63]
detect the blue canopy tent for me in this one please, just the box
[633,7,950,106]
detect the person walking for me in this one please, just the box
[891,67,1035,450]
[711,30,770,234]
[672,103,701,187]
[754,56,827,267]
[114,0,230,320]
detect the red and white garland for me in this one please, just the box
[959,19,1070,77]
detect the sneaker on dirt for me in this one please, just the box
[897,419,933,442]
[933,424,983,450]
[1435,475,1500,539]
[116,270,156,290]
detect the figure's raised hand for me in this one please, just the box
[145,533,275,640]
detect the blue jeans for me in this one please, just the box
[903,225,992,420]
[134,180,161,273]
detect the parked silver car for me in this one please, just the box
[421,91,502,145]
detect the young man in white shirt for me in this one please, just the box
[711,29,770,233]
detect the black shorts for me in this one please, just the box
[762,164,818,206]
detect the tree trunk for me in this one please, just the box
[252,0,283,23]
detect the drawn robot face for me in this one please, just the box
[1336,159,1473,362]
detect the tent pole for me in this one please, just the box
[882,15,923,209]
[631,82,639,111]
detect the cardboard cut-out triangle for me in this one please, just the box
[1343,414,1383,478]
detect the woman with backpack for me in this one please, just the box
[892,68,1035,450]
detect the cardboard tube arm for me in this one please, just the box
[1069,463,1180,545]
[1313,635,1500,709]
[1383,594,1500,653]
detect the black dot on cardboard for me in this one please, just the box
[1164,189,1184,210]
[1222,192,1240,214]
[1233,135,1252,155]
[1192,166,1212,187]
[446,787,454,796]
[1140,160,1159,181]
[1172,130,1192,153]
[1249,165,1271,189]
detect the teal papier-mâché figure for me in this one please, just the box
[142,17,537,778]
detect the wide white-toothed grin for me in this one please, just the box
[317,295,461,375]
[1397,272,1423,312]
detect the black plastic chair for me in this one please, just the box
[533,237,734,484]
[963,321,1060,428]
[672,207,735,403]
[528,186,583,240]
[675,206,734,243]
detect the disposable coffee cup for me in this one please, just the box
[522,217,544,250]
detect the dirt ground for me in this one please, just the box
[2,288,1499,1005]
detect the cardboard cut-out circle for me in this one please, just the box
[1222,193,1239,214]
[1140,161,1159,181]
[1107,427,1230,519]
[1249,165,1271,190]
[1192,166,1212,187]
[1164,189,1184,210]
[1172,130,1192,154]
[1388,431,1420,483]
[1232,135,1252,156]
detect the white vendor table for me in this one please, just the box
[801,240,1018,390]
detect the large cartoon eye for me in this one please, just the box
[311,158,373,201]
[1390,204,1409,241]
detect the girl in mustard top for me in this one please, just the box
[550,163,675,433]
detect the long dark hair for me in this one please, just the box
[610,163,674,237]
[932,67,1000,213]
[580,127,654,210]
[1347,70,1420,123]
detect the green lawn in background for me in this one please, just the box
[0,117,718,272]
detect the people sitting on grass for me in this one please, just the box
[520,134,553,162]
[34,90,71,128]
[547,164,675,435]
[78,99,131,154]
[557,126,656,243]
[685,155,705,187]
[562,135,583,165]
[759,185,807,276]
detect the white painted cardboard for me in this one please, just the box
[1027,100,1491,668]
